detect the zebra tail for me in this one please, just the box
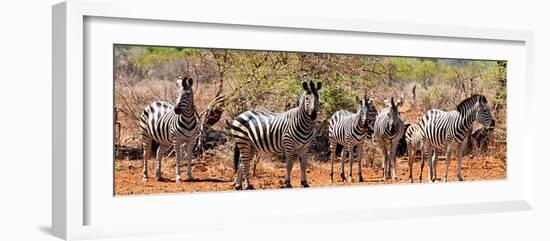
[151,140,160,156]
[327,143,344,158]
[233,143,240,174]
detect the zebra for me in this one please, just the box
[230,81,322,190]
[139,76,199,182]
[420,94,495,182]
[328,95,377,183]
[405,122,426,183]
[374,97,405,180]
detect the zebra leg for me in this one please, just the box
[390,141,399,180]
[443,146,452,182]
[340,149,346,182]
[348,145,354,182]
[425,147,434,182]
[174,144,182,183]
[456,143,466,181]
[155,145,170,181]
[234,144,251,190]
[299,149,309,188]
[431,149,438,182]
[407,144,414,183]
[419,149,425,183]
[185,142,194,181]
[142,137,153,181]
[358,145,364,182]
[284,151,296,188]
[379,141,389,180]
[329,141,337,183]
[242,155,254,190]
[234,146,245,191]
[252,155,258,177]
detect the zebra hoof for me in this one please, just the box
[235,185,243,190]
[284,180,292,188]
[301,181,309,188]
[246,185,255,190]
[458,176,464,181]
[142,177,148,182]
[358,176,364,182]
[409,178,414,183]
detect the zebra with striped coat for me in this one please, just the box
[231,81,322,190]
[374,97,405,180]
[139,76,199,182]
[328,95,377,182]
[420,94,495,182]
[405,122,426,183]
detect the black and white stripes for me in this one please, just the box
[405,122,425,182]
[139,76,199,182]
[136,73,496,187]
[420,94,495,182]
[328,95,377,182]
[374,97,405,180]
[230,81,322,190]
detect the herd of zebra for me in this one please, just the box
[138,76,496,190]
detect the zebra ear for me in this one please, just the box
[186,77,193,88]
[479,95,487,103]
[302,81,310,92]
[316,82,322,91]
[398,93,405,107]
[176,76,185,87]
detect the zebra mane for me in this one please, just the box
[457,94,487,114]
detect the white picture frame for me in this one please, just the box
[52,0,535,240]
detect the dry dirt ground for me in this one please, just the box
[114,154,506,195]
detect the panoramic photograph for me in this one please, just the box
[113,44,507,195]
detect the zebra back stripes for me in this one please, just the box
[139,76,199,182]
[405,122,423,154]
[420,94,495,182]
[328,95,377,182]
[230,81,322,190]
[374,97,405,180]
